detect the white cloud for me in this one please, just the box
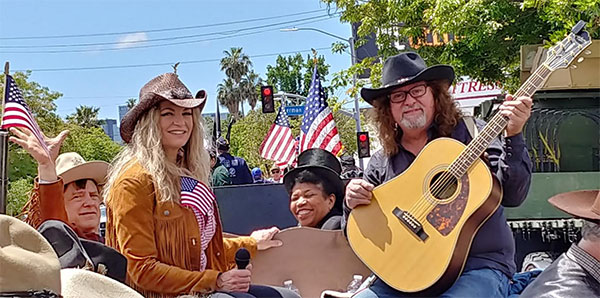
[115,32,148,49]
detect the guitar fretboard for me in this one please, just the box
[448,65,552,178]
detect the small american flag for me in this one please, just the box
[180,176,216,270]
[1,74,50,155]
[299,66,342,155]
[259,105,297,166]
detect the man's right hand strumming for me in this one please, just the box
[345,179,375,209]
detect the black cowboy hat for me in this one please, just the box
[361,52,455,104]
[38,220,128,284]
[283,149,345,211]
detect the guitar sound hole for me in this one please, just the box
[429,171,458,200]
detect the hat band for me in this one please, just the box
[0,290,60,298]
[383,77,411,88]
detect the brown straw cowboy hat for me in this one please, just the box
[360,52,455,105]
[548,190,600,222]
[0,214,62,297]
[55,152,109,186]
[120,72,208,143]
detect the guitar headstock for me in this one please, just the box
[545,20,592,71]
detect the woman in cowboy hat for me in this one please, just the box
[344,52,534,297]
[103,73,285,297]
[283,148,345,230]
[520,190,600,297]
[11,127,108,242]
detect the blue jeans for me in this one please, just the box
[354,268,510,298]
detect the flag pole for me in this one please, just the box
[0,62,10,214]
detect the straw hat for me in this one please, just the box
[0,214,61,296]
[120,73,207,143]
[55,152,109,186]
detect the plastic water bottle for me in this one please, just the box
[283,279,300,296]
[346,274,363,293]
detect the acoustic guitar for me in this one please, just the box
[346,21,592,295]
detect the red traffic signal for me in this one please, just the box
[261,85,275,113]
[357,131,370,158]
[262,87,272,96]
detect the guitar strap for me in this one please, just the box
[463,116,479,139]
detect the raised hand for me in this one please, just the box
[9,127,69,180]
[250,226,283,250]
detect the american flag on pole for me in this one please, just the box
[299,66,342,155]
[1,74,50,155]
[259,105,297,166]
[180,176,216,270]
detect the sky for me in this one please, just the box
[0,0,356,121]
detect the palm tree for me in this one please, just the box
[217,78,240,120]
[220,47,252,117]
[67,105,102,128]
[126,98,137,110]
[241,71,262,111]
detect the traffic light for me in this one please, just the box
[261,86,275,113]
[357,131,370,158]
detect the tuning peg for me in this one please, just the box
[571,64,578,69]
[585,50,592,55]
[577,57,585,63]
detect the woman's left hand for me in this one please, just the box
[250,226,283,250]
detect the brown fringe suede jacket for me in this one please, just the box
[22,178,102,242]
[105,161,257,297]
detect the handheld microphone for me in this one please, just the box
[235,248,250,269]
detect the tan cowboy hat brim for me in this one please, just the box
[58,161,109,186]
[120,89,207,144]
[60,268,143,298]
[548,190,600,222]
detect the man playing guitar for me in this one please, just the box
[344,52,533,297]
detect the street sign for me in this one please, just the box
[285,105,305,116]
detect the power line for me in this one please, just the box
[0,9,327,40]
[1,16,336,54]
[14,46,333,72]
[0,14,335,49]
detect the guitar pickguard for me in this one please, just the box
[426,175,469,236]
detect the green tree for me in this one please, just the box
[126,98,137,110]
[217,78,240,119]
[241,71,262,111]
[60,124,122,163]
[6,178,33,216]
[323,0,600,92]
[66,105,102,128]
[220,47,252,118]
[265,53,330,97]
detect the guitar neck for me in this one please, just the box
[449,64,552,177]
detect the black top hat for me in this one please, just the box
[283,148,345,210]
[38,220,128,284]
[216,136,230,151]
[361,52,455,105]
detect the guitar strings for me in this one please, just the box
[404,68,547,224]
[407,113,506,220]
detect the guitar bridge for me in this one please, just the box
[393,207,429,241]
